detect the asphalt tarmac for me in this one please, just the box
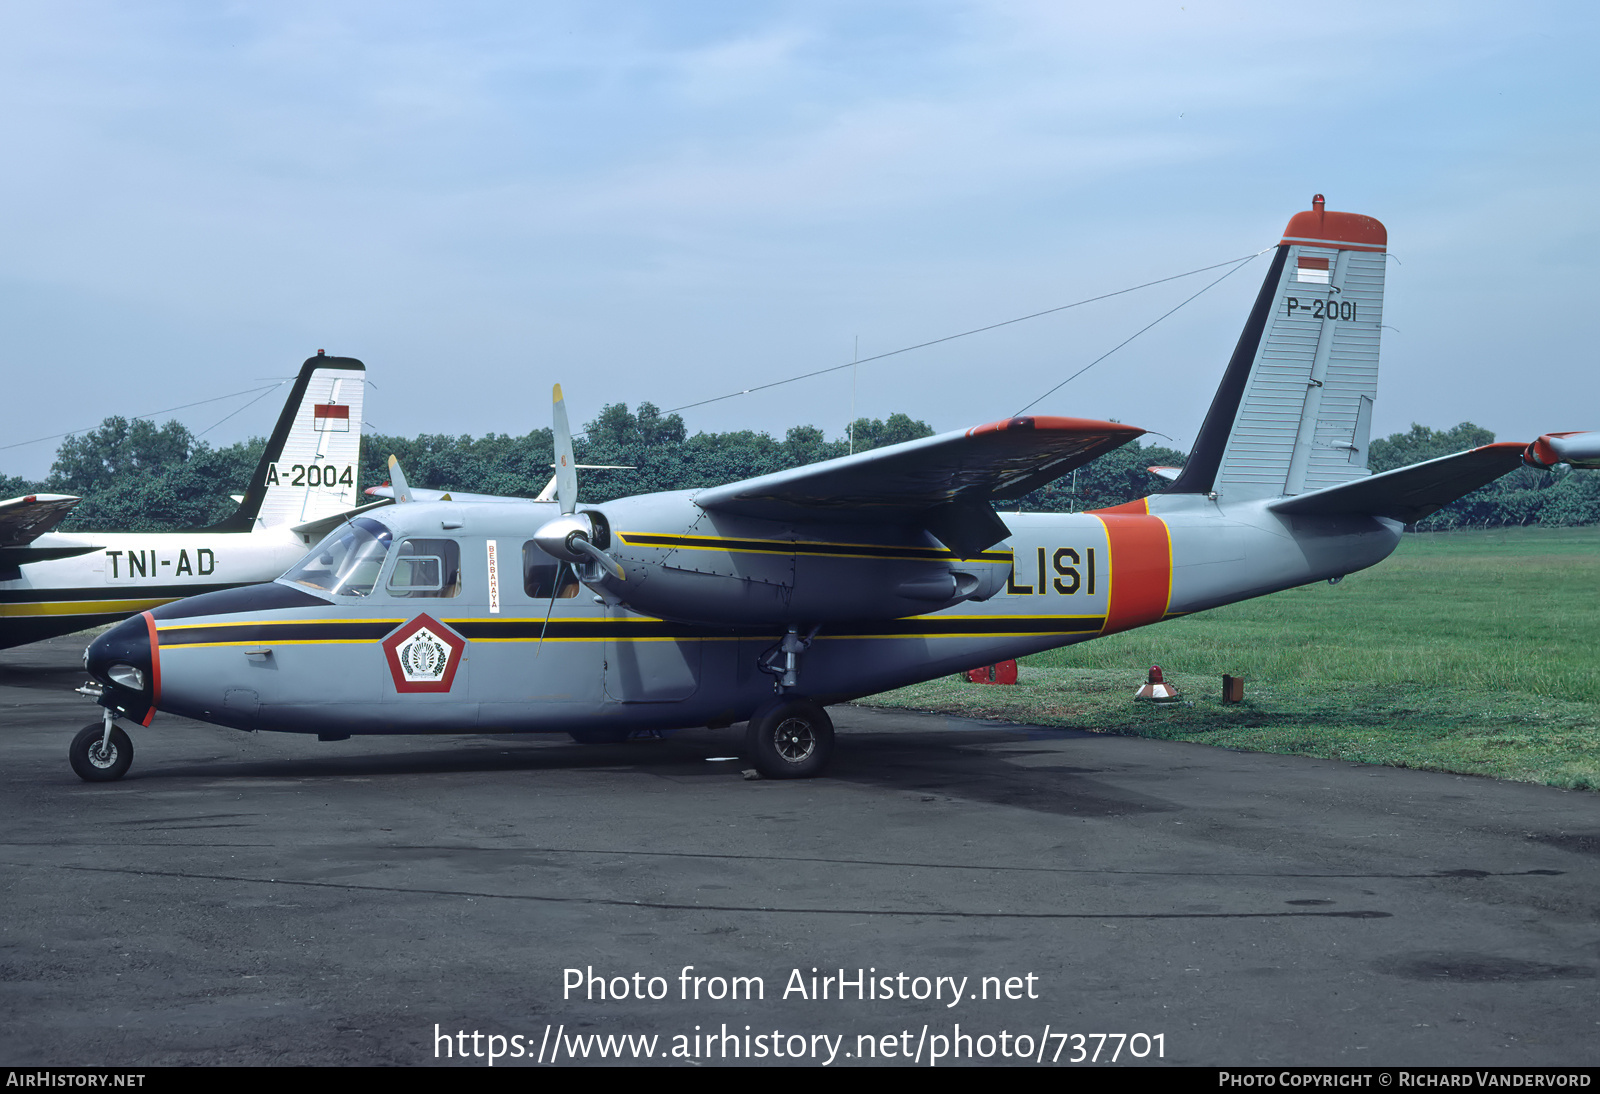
[2,635,1597,1068]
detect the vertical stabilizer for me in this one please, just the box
[210,353,367,532]
[1167,197,1387,500]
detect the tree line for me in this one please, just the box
[3,410,1592,533]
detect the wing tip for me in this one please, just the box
[964,415,1144,439]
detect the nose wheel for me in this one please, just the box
[744,698,834,779]
[70,721,133,782]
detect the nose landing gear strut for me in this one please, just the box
[69,702,133,782]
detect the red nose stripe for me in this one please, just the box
[1094,514,1172,636]
[142,610,162,727]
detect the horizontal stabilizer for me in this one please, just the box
[0,494,81,547]
[1269,443,1525,523]
[696,415,1143,557]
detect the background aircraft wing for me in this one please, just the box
[1268,443,1527,523]
[290,498,396,543]
[0,494,82,546]
[695,415,1143,557]
[363,485,519,504]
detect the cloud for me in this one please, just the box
[0,1,1595,476]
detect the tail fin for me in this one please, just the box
[1167,196,1387,501]
[209,353,367,532]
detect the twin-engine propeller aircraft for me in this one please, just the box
[72,198,1589,783]
[1,354,375,650]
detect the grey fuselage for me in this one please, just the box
[86,491,1400,737]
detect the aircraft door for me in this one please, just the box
[603,636,702,703]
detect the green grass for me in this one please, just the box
[858,527,1600,789]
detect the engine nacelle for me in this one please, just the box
[579,493,1011,626]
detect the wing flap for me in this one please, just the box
[1269,443,1525,523]
[0,494,82,547]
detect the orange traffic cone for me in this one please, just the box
[1134,665,1180,703]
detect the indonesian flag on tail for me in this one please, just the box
[1296,256,1331,284]
[313,403,350,432]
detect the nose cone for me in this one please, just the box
[87,612,158,725]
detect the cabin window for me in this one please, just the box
[388,538,462,598]
[523,542,581,599]
[282,517,392,597]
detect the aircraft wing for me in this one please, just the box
[363,485,524,504]
[0,494,82,547]
[694,415,1144,557]
[1268,443,1526,523]
[291,498,395,542]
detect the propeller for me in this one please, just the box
[386,455,415,503]
[552,384,579,515]
[531,385,627,584]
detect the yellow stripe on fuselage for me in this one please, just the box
[154,618,405,632]
[0,598,176,617]
[615,531,1013,563]
[163,639,379,649]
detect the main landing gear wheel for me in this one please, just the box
[744,698,834,780]
[70,722,133,782]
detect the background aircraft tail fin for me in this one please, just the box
[1166,196,1387,501]
[209,353,367,532]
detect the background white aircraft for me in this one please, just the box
[0,353,377,649]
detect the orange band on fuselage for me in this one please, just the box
[1088,498,1150,516]
[142,610,161,727]
[1093,511,1173,636]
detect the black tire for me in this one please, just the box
[70,722,133,782]
[744,699,834,779]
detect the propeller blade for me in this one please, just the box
[551,384,578,516]
[387,455,414,504]
[534,561,565,659]
[571,536,626,582]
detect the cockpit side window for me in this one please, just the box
[388,539,462,598]
[523,542,580,599]
[283,517,393,597]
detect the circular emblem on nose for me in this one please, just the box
[381,614,466,693]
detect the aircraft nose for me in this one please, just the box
[86,612,159,725]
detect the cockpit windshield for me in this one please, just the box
[282,517,393,597]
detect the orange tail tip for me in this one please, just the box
[1280,193,1387,252]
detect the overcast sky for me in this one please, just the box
[2,1,1595,481]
